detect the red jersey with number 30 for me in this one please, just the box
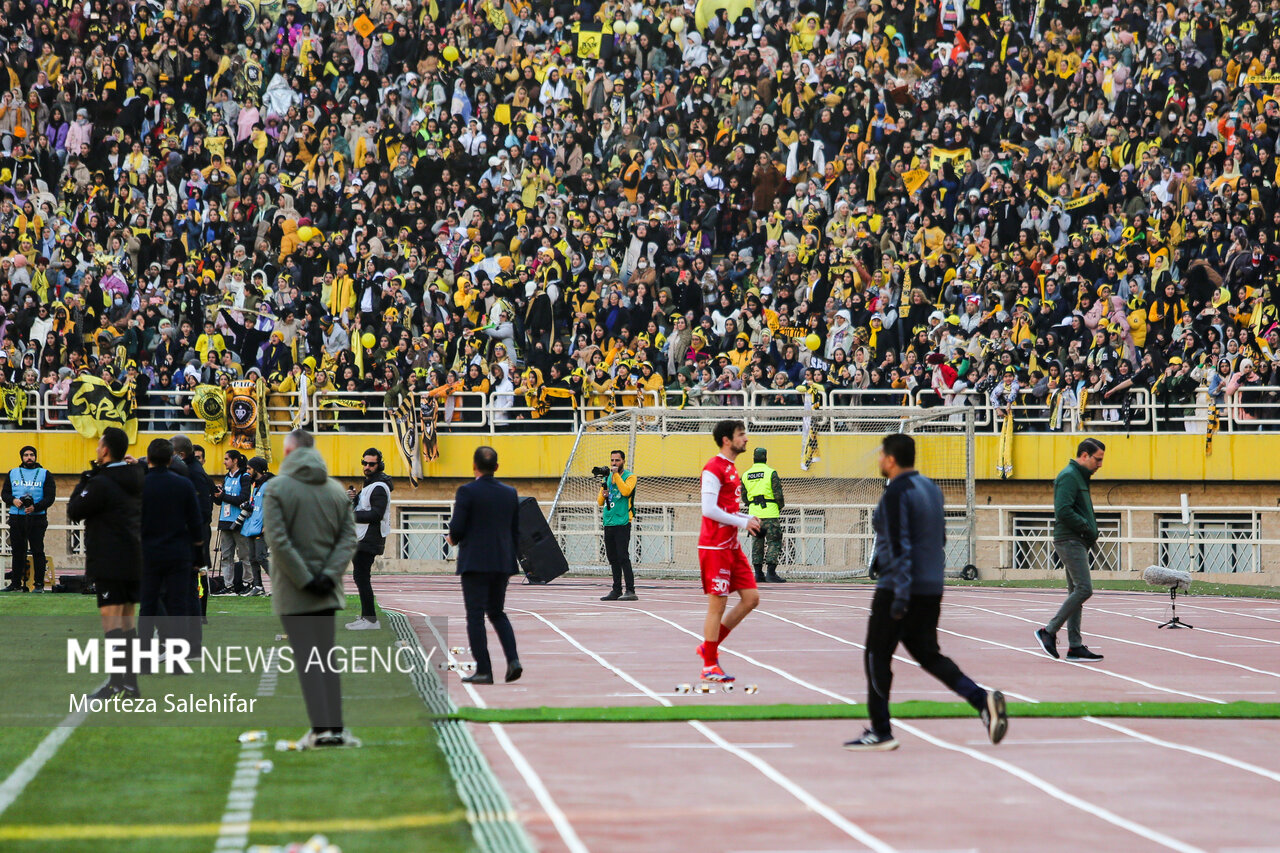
[700,455,742,550]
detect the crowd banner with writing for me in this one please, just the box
[68,376,138,444]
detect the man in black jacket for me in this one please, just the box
[172,435,214,623]
[138,439,205,658]
[345,448,392,631]
[446,446,521,685]
[3,445,56,592]
[68,428,145,701]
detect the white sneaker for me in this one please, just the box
[344,618,381,630]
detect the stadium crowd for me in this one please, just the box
[1,0,1280,435]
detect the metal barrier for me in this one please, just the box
[14,380,1280,436]
[12,495,1273,577]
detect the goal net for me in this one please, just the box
[547,406,975,580]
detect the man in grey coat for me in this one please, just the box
[263,429,359,748]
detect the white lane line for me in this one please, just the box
[940,589,1280,649]
[689,720,898,853]
[512,606,899,852]
[637,591,1043,705]
[487,724,590,853]
[1081,718,1280,784]
[618,602,1205,853]
[761,593,1227,704]
[1162,603,1280,624]
[889,719,1206,853]
[1091,608,1280,647]
[945,600,1280,683]
[628,743,795,750]
[507,607,671,706]
[0,712,85,818]
[402,609,589,853]
[212,650,280,853]
[754,596,1280,805]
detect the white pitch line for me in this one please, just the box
[616,602,1205,853]
[689,720,899,853]
[212,650,280,853]
[889,719,1206,853]
[1081,718,1280,784]
[1165,602,1280,624]
[399,608,589,853]
[636,591,1043,705]
[945,600,1280,683]
[750,594,1280,804]
[513,606,899,853]
[940,589,1280,649]
[763,592,1227,704]
[1091,607,1280,647]
[0,711,85,818]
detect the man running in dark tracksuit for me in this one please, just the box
[845,433,1008,752]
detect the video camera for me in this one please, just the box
[591,466,612,478]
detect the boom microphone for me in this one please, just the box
[1143,565,1191,592]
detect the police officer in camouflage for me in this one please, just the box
[741,447,786,583]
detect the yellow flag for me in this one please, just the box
[577,29,602,58]
[902,168,928,194]
[928,146,972,172]
[495,103,511,125]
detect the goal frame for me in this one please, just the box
[547,406,976,579]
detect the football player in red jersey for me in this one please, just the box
[695,420,762,683]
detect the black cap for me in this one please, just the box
[248,457,269,473]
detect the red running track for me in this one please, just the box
[375,577,1280,853]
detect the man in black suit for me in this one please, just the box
[446,446,522,685]
[138,439,205,658]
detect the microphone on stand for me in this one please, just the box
[1142,565,1193,629]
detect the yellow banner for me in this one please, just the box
[1246,74,1280,85]
[577,29,603,58]
[928,147,971,172]
[902,168,928,194]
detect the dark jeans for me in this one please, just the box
[280,609,343,731]
[9,514,47,588]
[352,550,378,622]
[138,560,201,655]
[460,572,519,676]
[864,589,986,736]
[603,524,634,593]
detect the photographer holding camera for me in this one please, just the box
[3,446,55,592]
[595,451,638,601]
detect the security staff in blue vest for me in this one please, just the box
[3,446,56,592]
[211,450,254,594]
[239,457,273,597]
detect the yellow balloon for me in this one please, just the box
[669,15,685,33]
[626,21,639,36]
[361,332,376,349]
[443,45,459,62]
[612,19,626,34]
[805,333,821,352]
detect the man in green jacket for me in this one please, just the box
[598,450,638,601]
[1035,438,1106,663]
[263,429,359,748]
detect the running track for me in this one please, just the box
[379,577,1280,853]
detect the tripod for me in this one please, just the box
[1157,586,1193,629]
